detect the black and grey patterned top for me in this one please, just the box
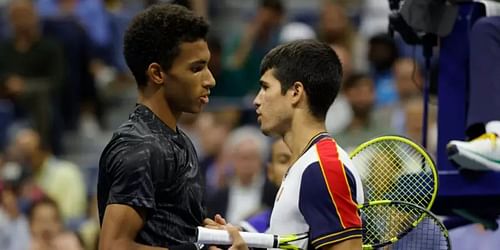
[98,104,206,247]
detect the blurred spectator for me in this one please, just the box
[207,35,235,99]
[189,0,209,19]
[0,0,64,153]
[11,128,87,222]
[240,138,292,233]
[178,112,204,157]
[41,1,98,132]
[331,44,353,79]
[77,195,98,250]
[36,0,114,64]
[359,0,390,39]
[318,1,367,72]
[206,126,274,224]
[333,73,393,151]
[222,0,284,97]
[278,21,316,44]
[196,110,234,162]
[330,0,363,19]
[28,197,84,250]
[0,149,44,214]
[325,44,354,134]
[403,97,437,155]
[0,184,31,250]
[318,2,352,47]
[0,0,9,39]
[0,74,15,150]
[393,58,423,102]
[198,110,239,196]
[376,58,423,134]
[104,0,144,74]
[368,33,399,107]
[143,0,208,17]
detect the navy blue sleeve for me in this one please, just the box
[299,162,362,249]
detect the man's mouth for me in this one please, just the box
[200,95,209,104]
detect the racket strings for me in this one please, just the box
[361,202,422,246]
[352,140,435,208]
[390,216,451,250]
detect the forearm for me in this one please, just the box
[99,204,167,250]
[228,29,258,69]
[230,42,253,68]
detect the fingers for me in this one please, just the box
[214,214,227,225]
[203,218,217,226]
[203,215,226,230]
[226,224,248,250]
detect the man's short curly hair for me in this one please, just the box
[124,4,209,86]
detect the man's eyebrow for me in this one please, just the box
[189,59,208,65]
[259,80,268,86]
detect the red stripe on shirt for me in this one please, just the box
[316,139,361,229]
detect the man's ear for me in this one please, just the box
[290,81,304,106]
[146,63,165,86]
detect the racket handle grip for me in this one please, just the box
[196,226,277,248]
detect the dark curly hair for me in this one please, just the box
[124,4,209,86]
[260,40,343,120]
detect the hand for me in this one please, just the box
[207,224,249,250]
[203,214,227,229]
[227,224,248,250]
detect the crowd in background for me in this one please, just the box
[2,0,491,250]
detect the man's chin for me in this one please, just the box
[184,106,203,114]
[259,126,275,137]
[257,124,268,135]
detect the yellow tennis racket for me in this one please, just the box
[350,135,438,210]
[359,200,451,250]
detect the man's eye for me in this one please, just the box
[191,66,204,73]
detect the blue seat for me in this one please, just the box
[435,2,500,218]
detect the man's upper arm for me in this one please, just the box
[99,204,146,249]
[105,142,160,210]
[321,238,362,250]
[299,141,362,249]
[99,141,168,250]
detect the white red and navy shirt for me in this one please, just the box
[267,133,364,250]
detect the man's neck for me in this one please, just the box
[349,115,370,130]
[138,87,180,131]
[236,172,261,187]
[283,114,327,161]
[32,151,49,174]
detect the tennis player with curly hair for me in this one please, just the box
[97,4,217,250]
